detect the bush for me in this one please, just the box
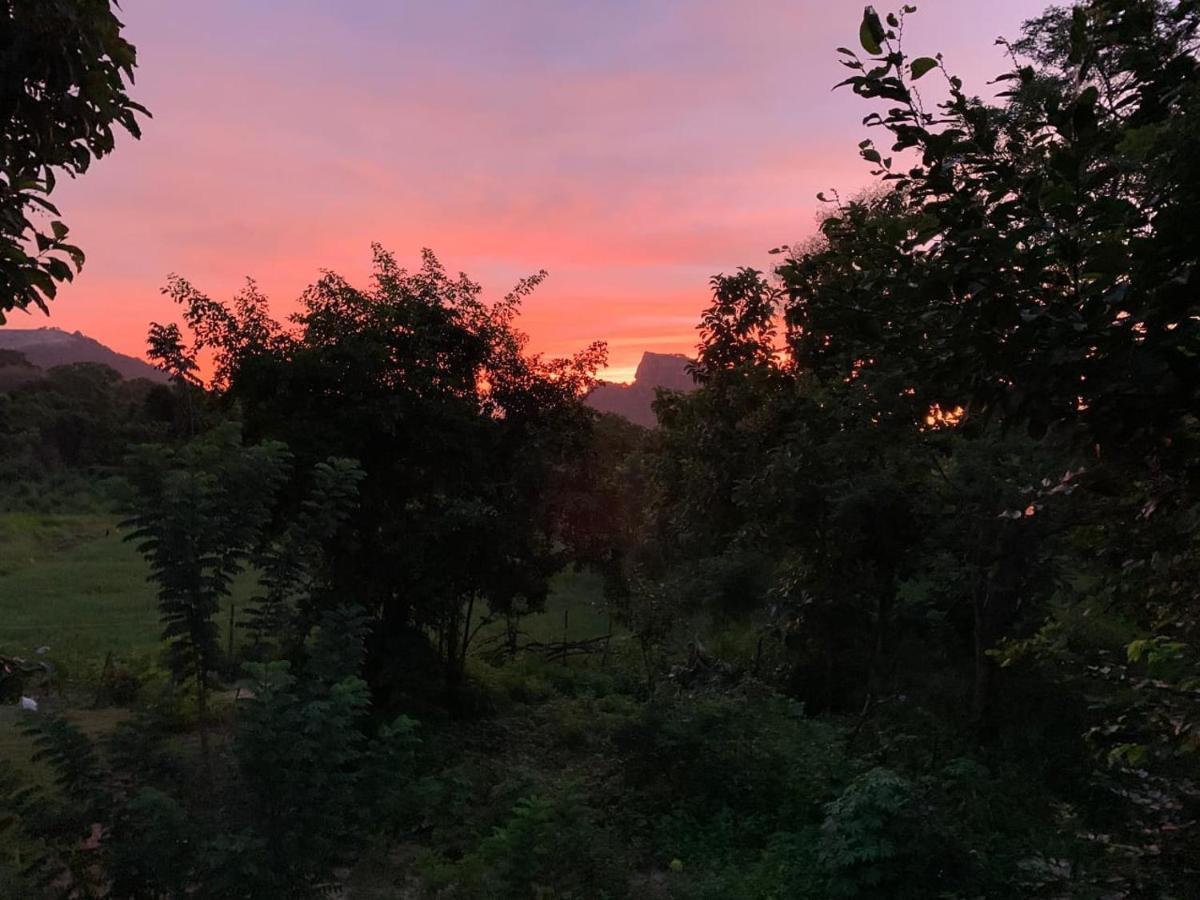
[616,689,846,841]
[818,768,921,897]
[430,784,624,899]
[96,657,142,706]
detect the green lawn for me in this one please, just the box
[518,567,613,643]
[0,513,160,668]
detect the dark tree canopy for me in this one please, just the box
[155,245,606,690]
[598,3,1200,891]
[0,0,146,318]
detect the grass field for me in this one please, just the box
[0,512,615,668]
[0,513,160,668]
[507,567,612,643]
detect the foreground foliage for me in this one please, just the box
[0,0,146,318]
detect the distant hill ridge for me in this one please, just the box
[586,352,696,427]
[0,329,691,420]
[0,327,167,382]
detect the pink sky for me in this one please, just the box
[17,0,1048,382]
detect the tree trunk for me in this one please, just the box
[458,593,475,680]
[972,583,992,729]
[197,668,211,769]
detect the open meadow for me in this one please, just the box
[0,512,612,674]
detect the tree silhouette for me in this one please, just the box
[0,0,147,319]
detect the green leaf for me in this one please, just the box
[65,244,86,270]
[910,57,938,80]
[859,9,885,55]
[1107,742,1147,768]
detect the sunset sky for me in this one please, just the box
[26,0,1046,382]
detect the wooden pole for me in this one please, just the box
[562,608,569,667]
[227,604,236,665]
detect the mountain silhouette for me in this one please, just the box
[586,352,696,427]
[0,327,167,383]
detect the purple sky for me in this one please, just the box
[35,0,1049,381]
